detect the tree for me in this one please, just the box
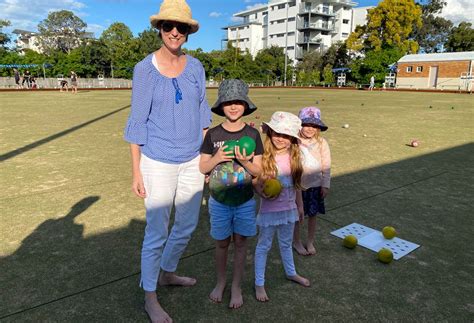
[254,46,290,84]
[412,0,452,53]
[322,64,334,85]
[446,22,474,52]
[37,10,87,55]
[349,46,404,85]
[100,23,137,78]
[0,19,11,48]
[323,41,350,68]
[347,0,422,53]
[136,27,162,59]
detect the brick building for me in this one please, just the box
[396,52,474,91]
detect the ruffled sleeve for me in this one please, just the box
[124,60,153,145]
[196,62,212,129]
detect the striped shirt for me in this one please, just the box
[124,53,212,164]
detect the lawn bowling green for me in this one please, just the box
[331,223,420,260]
[1,89,472,321]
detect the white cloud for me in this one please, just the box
[0,0,87,31]
[440,0,474,25]
[209,12,222,18]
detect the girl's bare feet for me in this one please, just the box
[144,293,173,323]
[209,283,225,303]
[229,286,243,309]
[255,285,269,302]
[292,241,309,256]
[159,272,196,287]
[306,242,316,255]
[287,274,310,287]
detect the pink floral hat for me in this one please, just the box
[262,111,302,139]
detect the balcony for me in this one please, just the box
[298,4,335,16]
[297,21,335,32]
[296,35,322,45]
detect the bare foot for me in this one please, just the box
[209,283,225,303]
[255,285,269,302]
[287,274,310,287]
[159,272,196,287]
[306,242,316,255]
[144,298,173,323]
[229,286,243,309]
[293,242,309,256]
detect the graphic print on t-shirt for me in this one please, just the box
[209,159,253,206]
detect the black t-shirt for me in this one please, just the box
[200,124,263,206]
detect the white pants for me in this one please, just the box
[254,222,297,286]
[140,154,204,292]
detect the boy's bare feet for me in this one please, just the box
[144,294,172,323]
[159,272,196,287]
[306,242,316,255]
[229,286,243,309]
[209,283,226,303]
[292,241,309,256]
[255,285,269,302]
[287,274,311,287]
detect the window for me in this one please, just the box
[416,66,423,72]
[343,19,349,24]
[289,2,296,7]
[406,66,413,72]
[342,32,348,37]
[278,4,285,9]
[288,17,295,22]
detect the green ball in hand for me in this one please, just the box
[238,136,256,155]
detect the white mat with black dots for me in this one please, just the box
[330,223,420,260]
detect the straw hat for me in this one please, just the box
[150,0,199,34]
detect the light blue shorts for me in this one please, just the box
[208,197,257,240]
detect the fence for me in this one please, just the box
[0,77,132,89]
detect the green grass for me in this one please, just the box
[0,89,473,322]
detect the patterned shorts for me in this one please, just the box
[302,187,326,217]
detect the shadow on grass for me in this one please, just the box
[0,105,130,162]
[0,143,473,321]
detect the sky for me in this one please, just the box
[1,0,473,52]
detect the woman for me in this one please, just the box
[123,0,211,322]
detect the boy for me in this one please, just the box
[199,79,263,309]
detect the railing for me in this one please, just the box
[297,21,335,31]
[0,77,132,89]
[297,35,322,44]
[298,4,334,16]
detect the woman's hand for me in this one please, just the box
[132,172,146,198]
[297,205,305,222]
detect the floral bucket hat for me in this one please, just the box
[262,111,302,139]
[298,107,328,131]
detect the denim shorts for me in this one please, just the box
[208,197,257,240]
[302,187,326,217]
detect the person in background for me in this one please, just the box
[13,68,21,89]
[70,71,78,94]
[123,0,211,322]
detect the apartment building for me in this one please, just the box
[222,0,370,63]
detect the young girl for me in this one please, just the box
[254,111,310,302]
[293,107,331,256]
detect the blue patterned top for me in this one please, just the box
[124,53,212,164]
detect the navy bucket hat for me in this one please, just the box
[211,79,257,116]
